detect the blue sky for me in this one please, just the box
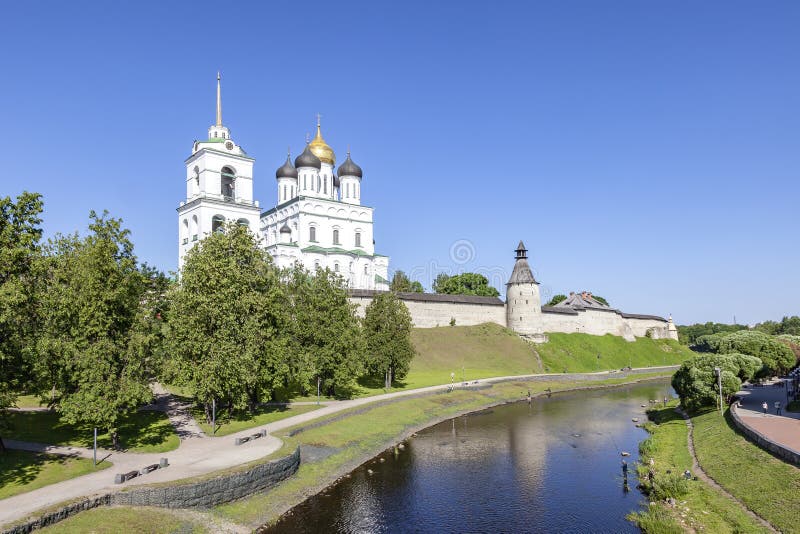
[1,1,798,325]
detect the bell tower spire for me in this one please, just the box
[216,72,223,127]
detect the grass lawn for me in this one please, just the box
[0,450,111,500]
[5,410,179,453]
[537,332,693,373]
[629,405,768,533]
[38,506,204,533]
[192,404,322,437]
[13,394,49,409]
[691,408,800,533]
[215,372,673,528]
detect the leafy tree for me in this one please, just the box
[390,270,423,293]
[35,211,151,449]
[284,265,365,398]
[546,294,567,306]
[671,353,761,410]
[0,192,43,452]
[714,330,796,377]
[164,223,289,421]
[678,322,747,346]
[755,316,800,336]
[433,272,499,297]
[592,295,609,306]
[432,272,450,294]
[363,292,415,388]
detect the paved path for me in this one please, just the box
[676,408,778,532]
[733,379,800,455]
[145,382,206,440]
[0,366,677,528]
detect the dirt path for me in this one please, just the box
[677,408,778,533]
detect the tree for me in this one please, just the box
[592,295,609,306]
[432,273,450,294]
[432,272,499,297]
[714,330,796,377]
[363,292,415,389]
[390,270,423,293]
[671,353,761,411]
[677,322,748,346]
[284,265,365,398]
[546,294,567,306]
[35,211,151,449]
[755,316,800,336]
[0,192,43,452]
[164,223,289,421]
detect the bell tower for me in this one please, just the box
[177,73,260,268]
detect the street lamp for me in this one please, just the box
[714,367,723,414]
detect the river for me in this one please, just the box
[265,379,672,533]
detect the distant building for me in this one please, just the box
[177,75,389,290]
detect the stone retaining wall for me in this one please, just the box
[730,405,800,466]
[2,447,300,534]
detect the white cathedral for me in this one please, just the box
[177,75,390,290]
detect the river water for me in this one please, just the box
[266,379,672,533]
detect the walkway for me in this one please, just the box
[0,366,677,528]
[732,379,800,457]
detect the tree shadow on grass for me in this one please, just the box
[0,450,75,496]
[356,374,409,393]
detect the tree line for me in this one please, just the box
[0,192,414,450]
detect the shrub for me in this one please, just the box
[671,353,760,410]
[650,472,690,501]
[715,330,795,376]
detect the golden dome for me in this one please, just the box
[308,121,335,165]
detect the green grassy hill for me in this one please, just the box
[536,332,694,373]
[402,323,694,389]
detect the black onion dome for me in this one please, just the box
[337,153,363,178]
[294,144,321,169]
[275,155,298,179]
[280,224,291,234]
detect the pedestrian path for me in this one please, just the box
[733,379,800,456]
[146,382,206,440]
[0,366,676,528]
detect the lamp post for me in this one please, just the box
[714,367,723,414]
[212,398,216,435]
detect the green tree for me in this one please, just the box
[363,292,415,389]
[432,272,499,297]
[677,322,747,346]
[592,295,609,306]
[714,330,796,377]
[164,223,289,421]
[35,211,151,449]
[390,270,423,293]
[432,272,450,294]
[546,294,567,306]
[284,265,364,398]
[0,192,43,452]
[671,353,761,411]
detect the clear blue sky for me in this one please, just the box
[1,1,798,325]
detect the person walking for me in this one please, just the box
[762,401,769,415]
[775,400,782,416]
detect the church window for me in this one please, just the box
[333,229,340,245]
[345,183,350,197]
[334,262,339,272]
[212,215,225,233]
[309,226,316,242]
[324,177,327,195]
[355,232,361,247]
[314,261,320,270]
[364,265,368,274]
[221,166,235,200]
[237,218,248,227]
[526,300,529,304]
[303,175,307,189]
[356,183,359,197]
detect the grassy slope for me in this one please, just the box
[38,506,203,534]
[692,409,800,533]
[0,450,111,500]
[537,332,693,373]
[630,405,767,533]
[5,410,179,453]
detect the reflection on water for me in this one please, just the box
[266,380,673,533]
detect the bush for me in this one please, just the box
[651,472,690,501]
[715,330,795,376]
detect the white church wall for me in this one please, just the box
[349,295,506,328]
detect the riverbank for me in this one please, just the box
[27,369,675,533]
[630,404,770,533]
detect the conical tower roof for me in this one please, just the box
[507,241,537,285]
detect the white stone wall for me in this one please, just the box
[350,296,506,328]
